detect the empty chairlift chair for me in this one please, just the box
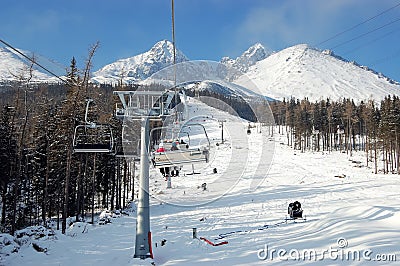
[73,123,114,153]
[72,99,114,153]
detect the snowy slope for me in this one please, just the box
[0,47,57,83]
[3,97,399,266]
[91,40,188,84]
[234,44,400,102]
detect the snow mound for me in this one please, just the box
[0,234,19,256]
[67,222,90,237]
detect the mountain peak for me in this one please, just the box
[149,40,175,58]
[92,40,188,84]
[222,43,271,78]
[243,43,267,56]
[236,43,270,68]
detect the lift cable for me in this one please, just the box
[341,26,400,56]
[315,1,400,47]
[0,38,70,85]
[330,17,400,50]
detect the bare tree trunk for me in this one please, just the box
[374,137,378,174]
[131,161,135,201]
[123,160,127,208]
[91,154,96,224]
[57,188,61,230]
[365,129,369,167]
[390,141,394,173]
[42,152,50,226]
[62,149,72,234]
[75,156,82,222]
[397,130,400,174]
[11,94,29,235]
[111,162,115,210]
[1,186,7,226]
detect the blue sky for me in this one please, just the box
[1,0,400,81]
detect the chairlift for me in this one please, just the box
[73,99,114,153]
[113,90,178,120]
[151,123,210,168]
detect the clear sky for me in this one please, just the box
[1,0,400,81]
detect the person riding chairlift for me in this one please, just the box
[170,140,179,151]
[157,142,166,152]
[156,142,169,178]
[180,139,189,149]
[170,141,180,176]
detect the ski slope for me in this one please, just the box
[2,98,400,265]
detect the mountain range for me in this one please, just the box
[1,40,400,101]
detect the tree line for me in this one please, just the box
[270,96,400,175]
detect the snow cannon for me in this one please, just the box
[288,201,303,219]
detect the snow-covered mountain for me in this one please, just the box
[0,47,56,83]
[2,40,400,102]
[221,43,270,76]
[93,41,269,85]
[93,41,400,101]
[91,40,188,84]
[234,44,400,102]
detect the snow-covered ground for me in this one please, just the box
[2,98,399,265]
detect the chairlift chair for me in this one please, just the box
[73,123,114,153]
[151,123,210,169]
[72,99,115,153]
[113,90,178,120]
[115,139,140,159]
